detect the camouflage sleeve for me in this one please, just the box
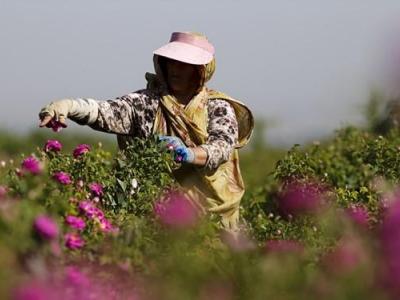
[200,99,239,171]
[89,90,158,136]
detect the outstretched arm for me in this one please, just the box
[39,98,98,125]
[39,92,153,135]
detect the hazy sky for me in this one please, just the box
[1,0,400,146]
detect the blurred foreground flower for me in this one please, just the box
[65,266,90,287]
[14,265,141,300]
[44,139,62,153]
[52,171,72,185]
[321,235,369,275]
[345,204,369,228]
[154,192,199,229]
[13,280,55,300]
[65,233,85,250]
[378,198,400,297]
[33,215,59,240]
[65,215,86,230]
[73,144,91,158]
[199,281,234,300]
[50,240,62,257]
[0,185,7,199]
[221,230,256,252]
[265,239,304,254]
[21,156,42,175]
[278,181,329,218]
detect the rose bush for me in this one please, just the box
[2,128,400,299]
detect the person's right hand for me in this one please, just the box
[38,100,72,130]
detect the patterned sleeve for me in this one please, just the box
[200,99,239,171]
[90,90,158,136]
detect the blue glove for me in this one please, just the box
[158,135,195,163]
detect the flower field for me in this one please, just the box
[1,127,400,299]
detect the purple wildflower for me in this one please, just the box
[89,182,103,197]
[21,156,42,175]
[52,171,72,185]
[44,139,62,153]
[33,215,59,240]
[73,144,91,158]
[154,192,199,229]
[65,215,86,230]
[65,233,85,250]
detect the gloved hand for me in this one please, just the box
[39,98,99,131]
[39,99,72,131]
[159,135,195,163]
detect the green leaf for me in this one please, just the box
[117,178,126,192]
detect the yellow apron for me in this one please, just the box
[148,75,254,229]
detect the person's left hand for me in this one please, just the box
[158,135,195,163]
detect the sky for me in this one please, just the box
[1,0,400,146]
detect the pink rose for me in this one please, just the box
[99,218,118,233]
[89,182,103,197]
[73,144,91,158]
[53,171,72,185]
[65,215,86,230]
[79,201,104,220]
[21,156,42,175]
[65,233,85,250]
[44,139,62,153]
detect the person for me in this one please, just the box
[38,32,254,230]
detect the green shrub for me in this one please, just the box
[243,127,400,248]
